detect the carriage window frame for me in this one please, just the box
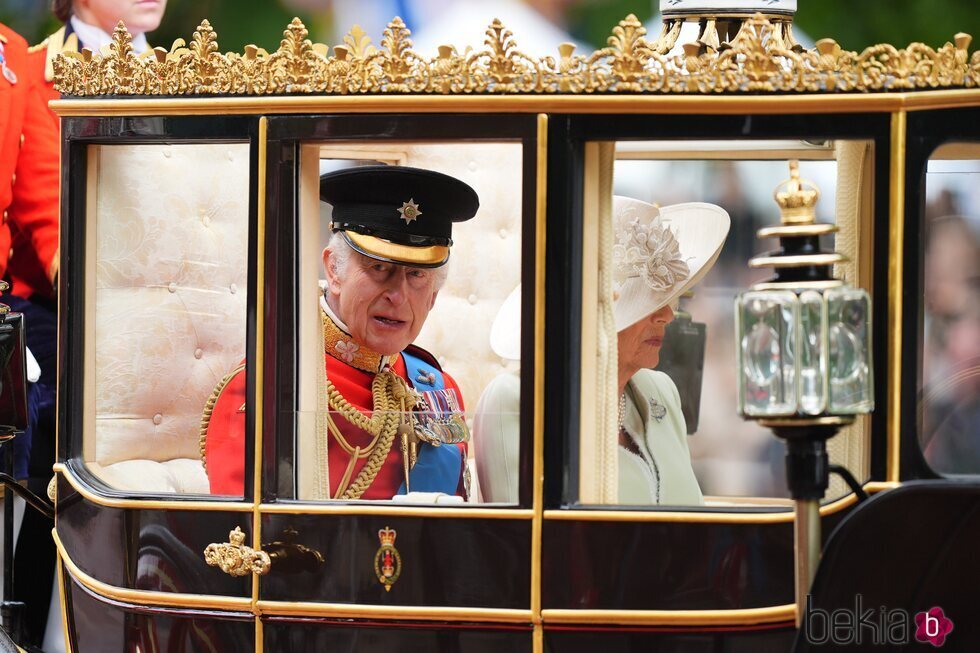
[915,138,980,479]
[59,116,261,503]
[261,114,541,509]
[549,112,893,514]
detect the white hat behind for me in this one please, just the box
[612,196,730,331]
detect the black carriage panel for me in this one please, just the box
[263,617,533,653]
[538,112,887,623]
[65,571,254,652]
[261,513,530,608]
[544,626,796,653]
[543,518,794,611]
[56,469,252,598]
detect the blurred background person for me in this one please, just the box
[922,209,980,474]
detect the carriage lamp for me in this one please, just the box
[734,161,874,623]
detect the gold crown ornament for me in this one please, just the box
[774,161,821,224]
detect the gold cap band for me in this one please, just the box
[343,231,449,267]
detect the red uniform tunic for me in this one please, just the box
[204,344,468,499]
[0,25,59,290]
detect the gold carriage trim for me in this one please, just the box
[52,15,980,97]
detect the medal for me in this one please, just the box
[0,43,16,85]
[413,388,469,445]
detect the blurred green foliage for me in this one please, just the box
[567,0,979,51]
[152,0,314,53]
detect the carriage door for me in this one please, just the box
[54,115,264,651]
[253,113,542,652]
[539,112,892,651]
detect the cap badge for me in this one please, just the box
[398,199,422,224]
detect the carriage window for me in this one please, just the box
[574,140,874,508]
[920,147,980,476]
[84,143,250,496]
[291,141,524,504]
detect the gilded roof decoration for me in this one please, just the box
[52,15,980,96]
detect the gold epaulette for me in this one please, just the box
[42,26,78,83]
[198,363,246,471]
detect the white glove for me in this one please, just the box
[390,492,464,505]
[25,346,40,383]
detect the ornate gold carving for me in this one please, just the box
[53,15,979,97]
[204,527,272,577]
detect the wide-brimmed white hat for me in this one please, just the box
[613,196,730,331]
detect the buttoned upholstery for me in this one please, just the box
[88,144,249,494]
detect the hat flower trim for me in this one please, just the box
[613,213,690,292]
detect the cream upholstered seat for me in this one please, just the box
[87,144,249,494]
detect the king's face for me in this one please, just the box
[327,250,439,356]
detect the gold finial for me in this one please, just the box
[774,160,820,225]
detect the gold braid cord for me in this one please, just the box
[327,370,416,500]
[198,363,246,472]
[53,16,979,97]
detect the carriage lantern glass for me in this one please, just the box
[735,161,874,420]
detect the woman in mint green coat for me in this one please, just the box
[473,196,729,506]
[612,196,729,505]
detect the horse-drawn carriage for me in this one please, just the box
[0,1,977,650]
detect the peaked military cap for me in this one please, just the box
[320,165,479,268]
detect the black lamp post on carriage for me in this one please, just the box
[734,161,875,624]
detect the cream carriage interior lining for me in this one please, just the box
[85,144,250,493]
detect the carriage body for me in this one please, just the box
[46,13,980,652]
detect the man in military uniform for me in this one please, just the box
[204,166,478,500]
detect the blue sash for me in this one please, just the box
[396,352,463,495]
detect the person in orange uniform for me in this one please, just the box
[0,21,61,649]
[204,166,477,501]
[0,23,60,475]
[7,0,169,469]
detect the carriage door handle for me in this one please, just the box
[204,526,272,576]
